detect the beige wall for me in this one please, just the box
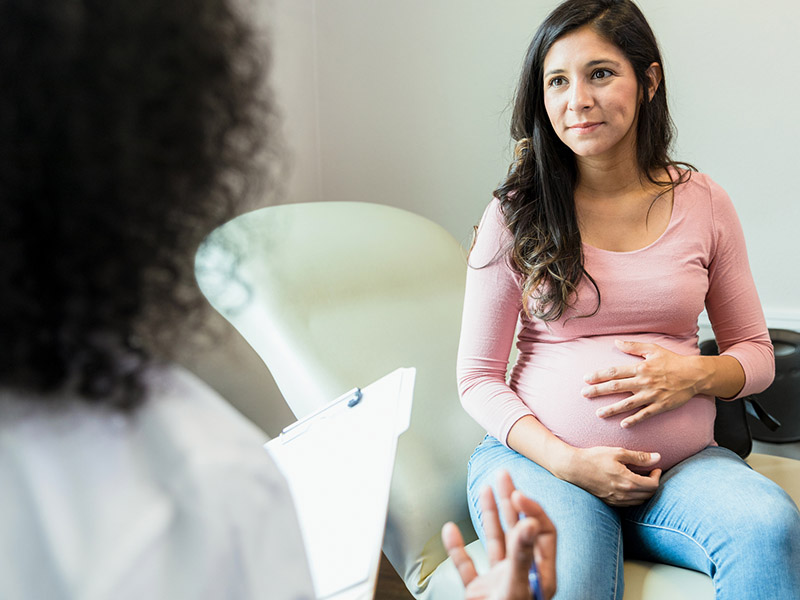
[266,0,322,206]
[180,0,320,437]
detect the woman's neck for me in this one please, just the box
[575,154,649,200]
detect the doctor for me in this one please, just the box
[0,0,312,597]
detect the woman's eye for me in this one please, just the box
[592,69,613,80]
[548,76,565,88]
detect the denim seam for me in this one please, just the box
[624,519,719,575]
[469,494,481,528]
[467,458,484,536]
[612,526,621,600]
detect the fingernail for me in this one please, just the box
[581,386,592,396]
[596,408,607,418]
[651,453,661,461]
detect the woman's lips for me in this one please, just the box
[570,122,602,134]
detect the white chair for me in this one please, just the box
[196,201,800,599]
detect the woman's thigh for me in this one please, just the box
[622,445,800,600]
[468,435,625,600]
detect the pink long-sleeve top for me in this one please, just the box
[457,171,774,471]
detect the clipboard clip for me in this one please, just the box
[280,387,363,441]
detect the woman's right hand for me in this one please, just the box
[565,447,662,506]
[506,416,662,506]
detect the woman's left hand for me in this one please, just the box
[582,340,707,428]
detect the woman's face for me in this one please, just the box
[542,26,655,164]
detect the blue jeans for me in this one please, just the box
[468,436,800,600]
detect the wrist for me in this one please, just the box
[690,355,714,396]
[546,439,580,482]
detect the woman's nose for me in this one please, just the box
[568,81,593,112]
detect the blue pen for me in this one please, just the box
[529,561,543,600]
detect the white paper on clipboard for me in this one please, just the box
[264,367,415,599]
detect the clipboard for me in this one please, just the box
[264,367,415,599]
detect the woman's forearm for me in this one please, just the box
[692,354,746,400]
[506,415,577,480]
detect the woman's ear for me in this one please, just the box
[645,62,662,101]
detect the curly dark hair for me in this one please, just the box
[0,0,277,410]
[494,0,693,322]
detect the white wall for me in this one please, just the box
[270,0,800,328]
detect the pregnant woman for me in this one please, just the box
[457,1,800,598]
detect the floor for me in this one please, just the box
[375,553,415,600]
[754,439,800,460]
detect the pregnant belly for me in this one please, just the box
[511,334,715,471]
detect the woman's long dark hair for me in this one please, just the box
[494,0,692,321]
[0,0,277,410]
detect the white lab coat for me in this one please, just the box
[0,365,314,600]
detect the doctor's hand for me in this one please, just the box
[582,340,707,428]
[441,470,556,600]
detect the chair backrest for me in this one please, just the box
[196,201,486,597]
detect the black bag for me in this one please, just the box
[712,393,780,459]
[699,339,781,459]
[746,329,800,443]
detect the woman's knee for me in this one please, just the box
[736,490,800,559]
[710,491,800,598]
